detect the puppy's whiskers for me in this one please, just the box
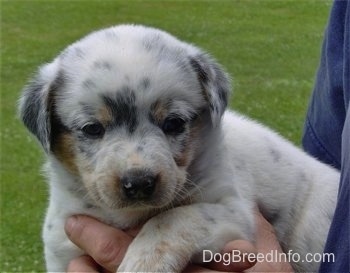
[172,177,203,207]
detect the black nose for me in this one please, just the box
[121,169,157,200]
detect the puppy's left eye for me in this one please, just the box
[81,122,105,138]
[162,117,186,135]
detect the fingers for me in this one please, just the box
[220,240,257,271]
[185,264,231,273]
[64,213,292,273]
[244,212,294,272]
[201,240,257,272]
[254,211,282,252]
[65,215,133,272]
[67,255,101,272]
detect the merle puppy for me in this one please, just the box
[19,25,339,272]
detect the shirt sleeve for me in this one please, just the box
[302,0,349,170]
[302,1,350,272]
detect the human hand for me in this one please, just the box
[65,212,293,272]
[244,212,294,272]
[189,211,294,272]
[65,215,256,272]
[64,215,136,272]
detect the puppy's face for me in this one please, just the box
[19,25,230,211]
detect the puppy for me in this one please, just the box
[19,24,339,272]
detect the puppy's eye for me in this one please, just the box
[162,117,186,135]
[81,122,105,138]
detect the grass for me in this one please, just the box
[1,0,331,272]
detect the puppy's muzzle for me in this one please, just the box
[121,169,159,200]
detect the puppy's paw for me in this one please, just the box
[117,239,187,272]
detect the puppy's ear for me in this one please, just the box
[18,61,61,153]
[189,54,230,126]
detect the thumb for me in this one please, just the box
[65,215,133,272]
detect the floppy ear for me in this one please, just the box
[189,53,231,126]
[18,61,60,153]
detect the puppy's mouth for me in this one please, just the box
[99,190,175,212]
[89,168,180,211]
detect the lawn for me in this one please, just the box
[1,0,331,272]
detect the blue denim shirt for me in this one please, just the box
[302,0,349,271]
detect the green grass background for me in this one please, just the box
[1,0,331,272]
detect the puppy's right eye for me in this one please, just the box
[81,122,105,138]
[162,117,186,135]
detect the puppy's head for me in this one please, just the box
[19,25,230,210]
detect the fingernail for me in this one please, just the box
[65,215,78,236]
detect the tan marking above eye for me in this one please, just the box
[150,99,168,123]
[97,105,113,124]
